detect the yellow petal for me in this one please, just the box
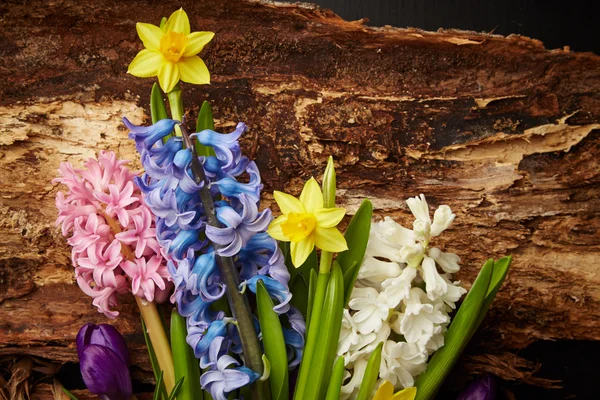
[393,387,417,400]
[273,191,304,214]
[128,49,162,77]
[374,381,395,400]
[299,177,323,213]
[178,56,210,85]
[157,61,180,93]
[165,8,190,35]
[267,215,289,241]
[314,226,348,252]
[314,207,346,228]
[291,236,315,268]
[183,31,215,57]
[136,22,163,50]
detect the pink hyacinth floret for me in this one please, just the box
[54,151,172,318]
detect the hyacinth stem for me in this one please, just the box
[293,271,329,399]
[101,211,175,393]
[178,123,265,393]
[136,297,176,392]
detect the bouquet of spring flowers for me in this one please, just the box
[54,8,512,400]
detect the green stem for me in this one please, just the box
[136,297,175,393]
[293,271,329,399]
[167,84,184,136]
[177,123,265,393]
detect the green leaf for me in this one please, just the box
[302,262,345,400]
[474,256,512,332]
[325,356,346,400]
[306,268,318,328]
[337,199,372,305]
[257,280,289,400]
[60,387,80,400]
[142,317,168,400]
[195,101,217,157]
[151,83,169,124]
[154,371,164,400]
[289,274,309,318]
[356,341,383,400]
[168,377,185,400]
[171,310,202,400]
[342,260,359,306]
[322,156,336,208]
[414,259,494,400]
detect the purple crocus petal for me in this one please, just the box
[79,345,132,400]
[76,323,130,366]
[458,375,497,400]
[124,117,177,153]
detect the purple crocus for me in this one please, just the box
[458,375,497,400]
[76,323,132,400]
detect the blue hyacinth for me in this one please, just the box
[124,117,304,399]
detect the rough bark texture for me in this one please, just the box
[1,0,599,397]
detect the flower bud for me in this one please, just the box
[76,323,132,400]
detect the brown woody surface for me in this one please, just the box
[1,0,599,397]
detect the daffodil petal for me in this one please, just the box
[178,56,210,85]
[373,381,395,400]
[290,236,315,268]
[314,207,346,228]
[127,49,162,77]
[273,191,304,214]
[314,226,348,252]
[393,387,417,400]
[136,22,163,51]
[165,8,190,35]
[157,61,180,93]
[183,31,215,57]
[267,215,289,241]
[299,177,323,213]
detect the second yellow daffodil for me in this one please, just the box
[374,381,417,400]
[268,177,348,267]
[128,8,214,93]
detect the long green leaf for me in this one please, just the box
[342,260,359,306]
[257,280,289,400]
[195,101,217,157]
[474,256,512,333]
[153,371,164,400]
[60,387,80,400]
[337,199,372,304]
[356,342,383,400]
[414,259,494,400]
[306,268,318,328]
[167,377,185,400]
[302,262,345,399]
[142,317,168,400]
[151,83,169,124]
[289,274,309,318]
[171,310,202,400]
[325,356,346,400]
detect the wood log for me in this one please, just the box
[1,0,598,397]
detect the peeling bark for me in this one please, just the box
[0,0,599,397]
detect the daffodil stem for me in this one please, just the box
[293,271,329,400]
[135,297,175,393]
[319,250,333,274]
[167,84,184,136]
[178,123,266,396]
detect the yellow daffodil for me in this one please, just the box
[268,177,348,268]
[373,381,417,400]
[128,8,214,93]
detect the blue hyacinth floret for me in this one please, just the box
[124,118,305,400]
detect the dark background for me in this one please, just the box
[286,0,599,54]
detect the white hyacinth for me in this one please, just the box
[337,194,466,399]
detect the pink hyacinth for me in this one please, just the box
[54,151,172,318]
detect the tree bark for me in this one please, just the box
[1,0,599,397]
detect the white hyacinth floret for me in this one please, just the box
[338,194,467,399]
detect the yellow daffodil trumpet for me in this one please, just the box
[267,177,348,268]
[374,381,417,400]
[128,8,214,93]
